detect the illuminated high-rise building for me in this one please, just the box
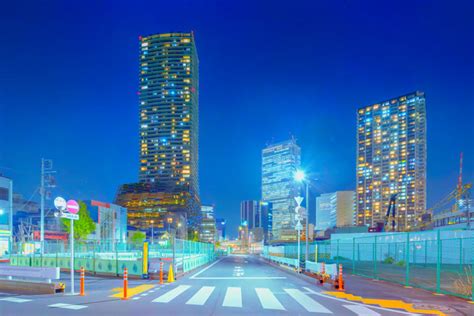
[262,139,301,240]
[116,32,200,233]
[356,91,426,231]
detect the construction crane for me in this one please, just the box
[384,194,398,232]
[418,152,472,230]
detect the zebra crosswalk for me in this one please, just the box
[150,284,383,315]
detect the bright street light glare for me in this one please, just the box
[294,170,305,182]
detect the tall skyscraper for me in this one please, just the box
[315,191,354,231]
[356,91,426,231]
[262,139,301,240]
[240,200,258,228]
[116,32,200,233]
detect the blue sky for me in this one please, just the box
[0,0,473,237]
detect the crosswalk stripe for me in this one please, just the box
[343,304,380,316]
[0,297,32,303]
[222,287,242,308]
[186,286,215,305]
[49,303,87,310]
[284,289,332,313]
[152,285,191,303]
[255,288,285,310]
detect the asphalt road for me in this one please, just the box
[0,255,417,315]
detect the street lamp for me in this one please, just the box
[294,169,310,265]
[150,220,154,244]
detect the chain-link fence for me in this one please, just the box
[263,230,474,300]
[10,238,215,277]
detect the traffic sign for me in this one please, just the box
[294,196,304,206]
[295,221,303,230]
[54,197,67,211]
[60,212,79,220]
[66,200,79,214]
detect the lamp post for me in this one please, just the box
[150,220,154,244]
[295,170,310,264]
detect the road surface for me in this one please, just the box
[0,255,416,315]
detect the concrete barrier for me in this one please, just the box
[0,266,60,283]
[0,279,64,295]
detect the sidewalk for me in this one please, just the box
[335,274,473,316]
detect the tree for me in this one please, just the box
[130,231,146,244]
[62,201,96,240]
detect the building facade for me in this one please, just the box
[262,139,301,240]
[240,200,258,228]
[316,191,355,231]
[356,91,426,231]
[117,32,200,232]
[199,205,216,243]
[84,200,127,243]
[0,176,13,257]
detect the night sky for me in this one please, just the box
[0,1,473,238]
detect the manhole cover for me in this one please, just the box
[412,303,455,313]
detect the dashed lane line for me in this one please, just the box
[0,297,32,303]
[49,303,88,310]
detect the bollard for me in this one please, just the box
[338,264,344,291]
[159,261,164,285]
[121,267,128,300]
[80,267,85,296]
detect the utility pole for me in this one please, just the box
[39,158,56,253]
[40,158,45,247]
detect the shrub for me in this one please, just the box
[383,256,395,264]
[395,260,406,267]
[452,265,472,298]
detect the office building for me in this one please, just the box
[316,191,355,231]
[200,205,216,243]
[356,91,426,231]
[0,175,13,257]
[262,139,301,240]
[115,183,187,239]
[240,200,258,228]
[116,32,200,232]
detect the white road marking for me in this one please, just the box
[222,287,242,308]
[132,297,141,300]
[49,303,88,310]
[186,286,215,305]
[344,304,381,316]
[190,258,224,279]
[191,276,286,280]
[303,287,420,315]
[285,289,332,313]
[255,288,285,310]
[152,285,191,303]
[0,297,32,303]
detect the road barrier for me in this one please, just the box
[263,230,474,301]
[305,260,344,290]
[262,253,298,268]
[80,267,85,296]
[121,267,128,300]
[10,239,216,279]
